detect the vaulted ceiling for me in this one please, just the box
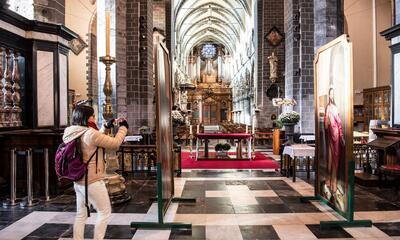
[174,0,252,58]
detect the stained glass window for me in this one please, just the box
[201,44,216,58]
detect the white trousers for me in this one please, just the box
[73,180,111,240]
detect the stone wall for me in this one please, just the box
[257,0,285,128]
[116,0,127,119]
[153,0,166,33]
[314,0,344,50]
[298,0,315,133]
[125,0,154,132]
[284,0,315,133]
[284,0,343,133]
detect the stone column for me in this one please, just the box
[257,0,285,128]
[314,0,344,50]
[116,0,127,119]
[284,0,343,133]
[126,0,154,131]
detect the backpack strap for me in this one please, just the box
[85,168,90,217]
[84,147,99,218]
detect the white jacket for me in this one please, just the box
[62,125,127,184]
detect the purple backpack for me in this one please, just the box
[55,136,98,217]
[55,138,97,181]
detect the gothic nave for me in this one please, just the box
[0,0,400,239]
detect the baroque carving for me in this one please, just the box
[265,26,283,47]
[69,36,88,55]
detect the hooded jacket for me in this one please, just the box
[62,125,127,185]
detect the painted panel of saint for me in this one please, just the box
[315,35,353,215]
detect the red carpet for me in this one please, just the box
[181,151,280,169]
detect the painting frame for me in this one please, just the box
[314,34,353,218]
[154,34,174,216]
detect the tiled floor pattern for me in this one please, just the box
[1,169,400,239]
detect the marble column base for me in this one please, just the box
[104,152,131,205]
[103,173,131,205]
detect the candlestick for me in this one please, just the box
[100,55,116,120]
[106,11,110,56]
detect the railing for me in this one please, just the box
[0,47,24,128]
[117,144,182,176]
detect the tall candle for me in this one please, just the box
[252,117,256,134]
[105,11,110,56]
[190,125,193,134]
[245,125,249,133]
[197,125,200,133]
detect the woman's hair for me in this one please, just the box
[72,105,94,126]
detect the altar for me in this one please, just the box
[195,133,252,160]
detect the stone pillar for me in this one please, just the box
[314,0,344,50]
[284,0,343,133]
[116,0,127,119]
[153,0,166,32]
[257,0,285,128]
[126,0,154,132]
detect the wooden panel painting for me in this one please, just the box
[314,34,353,217]
[154,38,174,215]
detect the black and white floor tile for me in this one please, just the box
[1,163,400,239]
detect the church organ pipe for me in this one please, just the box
[4,49,13,126]
[217,51,222,81]
[192,57,196,82]
[221,56,224,81]
[187,56,192,79]
[196,55,201,82]
[12,51,22,126]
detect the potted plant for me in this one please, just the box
[215,143,231,157]
[272,120,283,155]
[278,111,300,145]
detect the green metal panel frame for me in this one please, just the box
[300,160,372,228]
[130,163,193,230]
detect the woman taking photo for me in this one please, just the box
[62,104,128,240]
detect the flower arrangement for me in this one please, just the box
[215,143,231,152]
[172,110,185,126]
[278,111,300,125]
[272,119,283,129]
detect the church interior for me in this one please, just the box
[0,0,400,239]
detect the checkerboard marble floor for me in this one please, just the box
[1,168,400,239]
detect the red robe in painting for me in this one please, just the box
[324,103,343,192]
[324,103,343,170]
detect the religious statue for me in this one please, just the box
[180,90,188,112]
[268,52,278,82]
